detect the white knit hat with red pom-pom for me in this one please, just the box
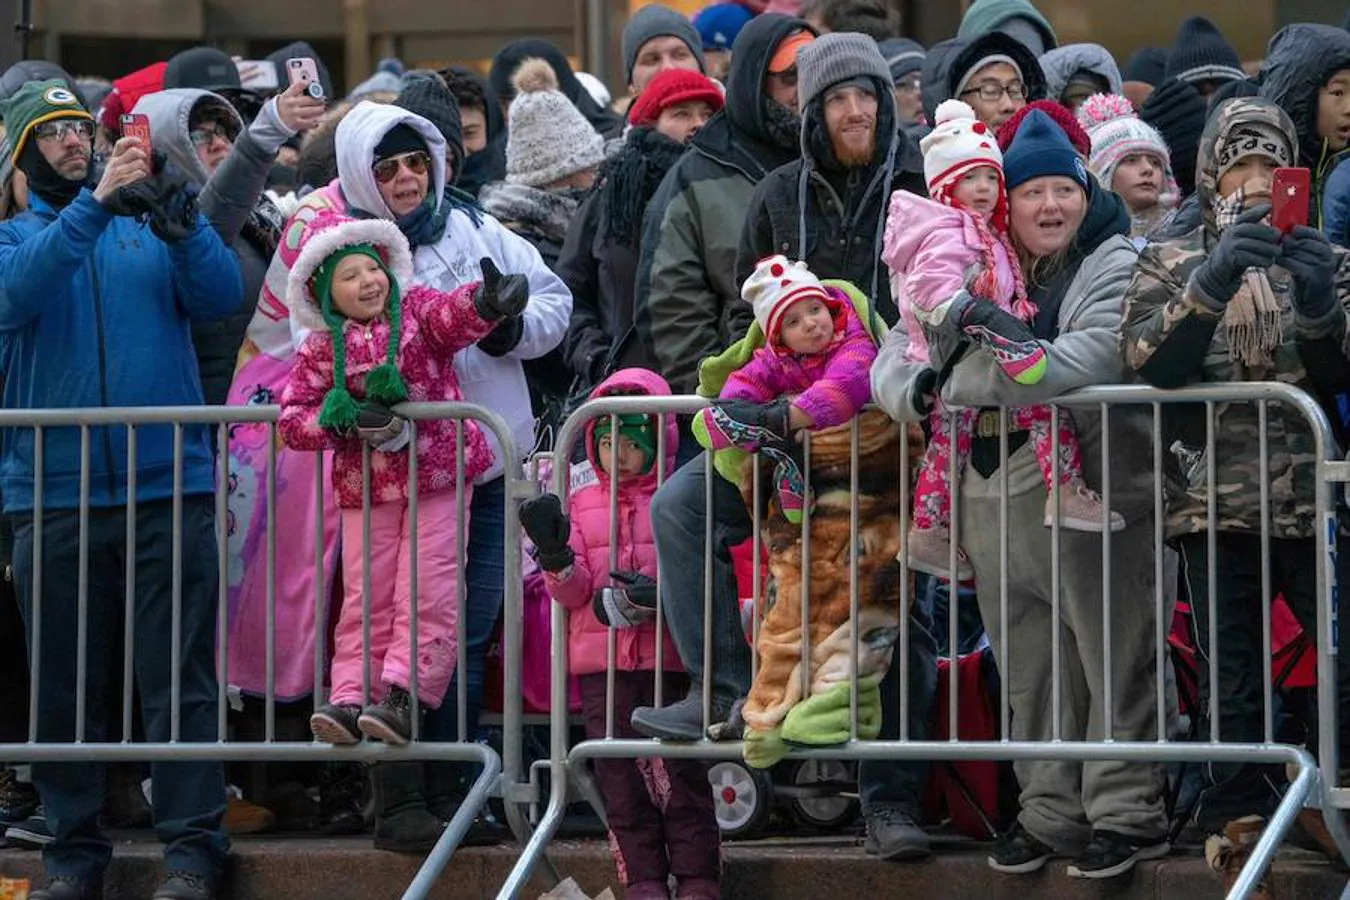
[742,255,831,344]
[919,99,1004,198]
[1076,92,1178,209]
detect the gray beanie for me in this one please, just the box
[622,5,707,85]
[797,32,895,112]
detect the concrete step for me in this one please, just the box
[1,834,1346,899]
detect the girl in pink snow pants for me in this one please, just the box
[278,210,529,745]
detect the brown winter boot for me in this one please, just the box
[1205,816,1275,899]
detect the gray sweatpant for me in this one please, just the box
[958,482,1169,851]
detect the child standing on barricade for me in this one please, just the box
[883,99,1124,580]
[278,211,529,746]
[518,368,722,900]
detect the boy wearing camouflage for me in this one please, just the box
[1122,96,1350,895]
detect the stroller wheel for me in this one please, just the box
[787,759,858,830]
[708,761,773,839]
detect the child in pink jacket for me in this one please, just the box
[519,368,722,900]
[883,99,1123,581]
[278,211,528,745]
[698,254,878,523]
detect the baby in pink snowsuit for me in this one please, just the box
[883,100,1123,581]
[279,211,529,745]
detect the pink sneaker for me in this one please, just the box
[1044,482,1126,532]
[906,526,975,581]
[675,877,720,900]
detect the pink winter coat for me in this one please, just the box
[882,190,1020,366]
[279,283,496,509]
[718,291,876,429]
[545,368,683,677]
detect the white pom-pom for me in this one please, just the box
[934,99,977,127]
[1076,93,1136,129]
[511,58,558,95]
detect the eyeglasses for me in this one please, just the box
[189,124,233,147]
[33,119,94,143]
[960,81,1026,102]
[768,67,798,88]
[372,151,431,184]
[896,76,922,94]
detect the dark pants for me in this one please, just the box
[13,496,228,885]
[0,576,28,745]
[578,671,720,885]
[650,454,936,817]
[1179,531,1350,832]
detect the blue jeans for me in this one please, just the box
[13,497,228,885]
[424,476,506,756]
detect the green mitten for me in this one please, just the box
[742,724,789,769]
[780,676,884,746]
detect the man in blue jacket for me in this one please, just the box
[0,80,242,900]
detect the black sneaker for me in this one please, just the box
[358,686,415,746]
[153,870,216,900]
[30,875,102,900]
[310,703,363,745]
[987,823,1054,874]
[0,767,39,825]
[630,688,735,742]
[1066,830,1170,879]
[5,805,55,849]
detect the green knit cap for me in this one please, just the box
[0,79,92,165]
[594,413,657,473]
[312,244,408,432]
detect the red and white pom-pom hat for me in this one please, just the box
[742,254,831,344]
[919,98,1005,200]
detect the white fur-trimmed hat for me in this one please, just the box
[920,99,1004,198]
[284,212,414,336]
[742,255,830,343]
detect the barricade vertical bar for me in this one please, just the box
[799,433,813,711]
[750,452,761,686]
[499,413,525,816]
[1101,403,1113,742]
[1205,402,1219,742]
[362,445,373,705]
[702,451,714,733]
[314,449,327,705]
[75,426,90,743]
[408,418,420,738]
[171,423,184,741]
[1152,404,1166,740]
[28,426,43,743]
[606,413,619,739]
[125,426,139,742]
[848,417,860,740]
[1050,406,1062,741]
[1257,401,1273,743]
[654,414,668,706]
[215,425,228,741]
[454,420,466,741]
[898,419,911,740]
[946,412,958,739]
[999,407,1010,739]
[1314,400,1341,797]
[264,424,277,741]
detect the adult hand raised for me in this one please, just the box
[274,80,325,134]
[1191,204,1281,306]
[93,137,151,205]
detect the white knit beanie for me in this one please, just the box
[1076,93,1178,208]
[505,58,605,188]
[919,99,1004,198]
[742,255,830,343]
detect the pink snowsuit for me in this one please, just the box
[279,281,496,709]
[883,190,1086,530]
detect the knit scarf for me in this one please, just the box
[479,181,582,245]
[944,186,1033,322]
[392,194,448,248]
[1211,186,1282,369]
[597,126,687,247]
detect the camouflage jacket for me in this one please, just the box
[1121,97,1350,539]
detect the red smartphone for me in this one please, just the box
[1271,166,1311,234]
[119,113,151,155]
[286,57,324,100]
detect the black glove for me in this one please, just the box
[950,293,1038,343]
[356,401,408,450]
[104,152,197,243]
[477,314,524,357]
[711,397,792,444]
[519,493,574,572]
[1192,204,1281,306]
[1279,225,1337,319]
[591,571,658,628]
[911,367,938,417]
[473,257,530,321]
[1139,77,1206,197]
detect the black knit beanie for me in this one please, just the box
[396,74,464,184]
[1123,47,1167,86]
[374,124,427,160]
[1164,17,1246,86]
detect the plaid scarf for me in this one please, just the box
[1211,186,1282,369]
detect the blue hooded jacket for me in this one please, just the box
[0,188,242,512]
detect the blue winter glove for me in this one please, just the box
[1191,204,1281,307]
[1279,225,1337,320]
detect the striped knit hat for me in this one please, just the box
[743,255,831,347]
[1077,93,1178,210]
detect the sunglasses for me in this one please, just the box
[372,151,430,184]
[768,66,798,88]
[34,119,94,142]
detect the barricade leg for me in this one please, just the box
[402,744,502,900]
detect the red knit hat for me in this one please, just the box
[996,100,1091,157]
[627,69,724,127]
[98,62,168,133]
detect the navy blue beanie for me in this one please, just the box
[1003,108,1091,192]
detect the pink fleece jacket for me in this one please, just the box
[718,290,876,428]
[544,368,683,677]
[278,283,496,509]
[883,190,1021,366]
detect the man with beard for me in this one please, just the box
[0,80,241,900]
[634,14,817,410]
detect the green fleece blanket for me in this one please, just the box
[692,280,888,485]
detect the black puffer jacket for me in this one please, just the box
[738,69,926,327]
[1258,23,1350,227]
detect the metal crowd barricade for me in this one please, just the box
[499,383,1350,900]
[0,401,527,900]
